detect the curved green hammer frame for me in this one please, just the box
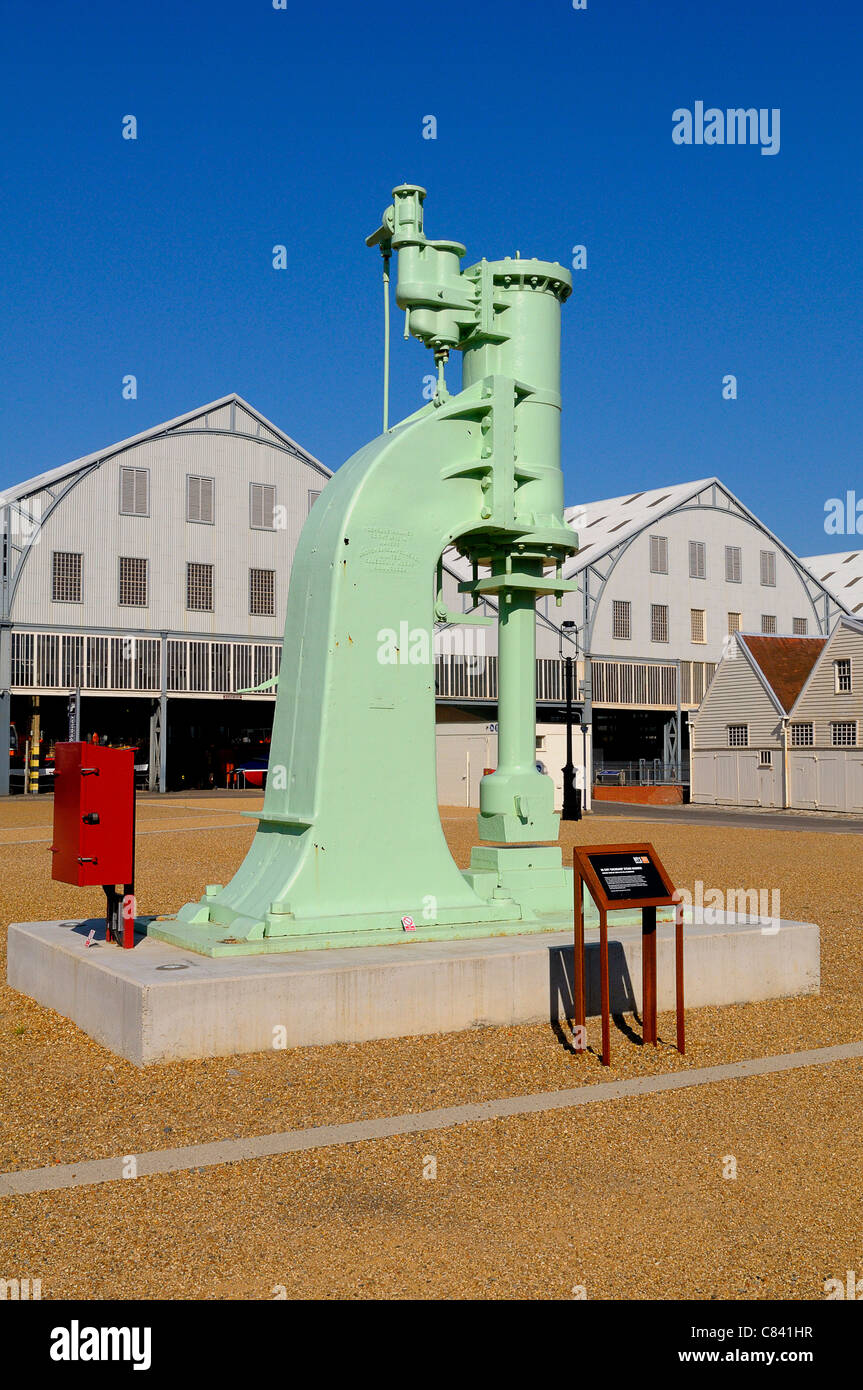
[151,185,580,955]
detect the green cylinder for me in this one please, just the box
[496,588,539,775]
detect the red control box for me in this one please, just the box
[52,743,135,887]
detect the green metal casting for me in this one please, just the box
[151,185,588,956]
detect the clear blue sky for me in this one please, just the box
[1,0,860,557]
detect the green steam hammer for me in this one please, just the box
[152,185,580,955]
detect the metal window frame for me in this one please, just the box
[650,602,669,643]
[759,548,777,587]
[51,550,83,604]
[725,544,742,583]
[649,533,669,575]
[186,561,214,612]
[249,480,277,531]
[688,539,706,579]
[119,465,150,517]
[249,566,276,617]
[611,599,631,641]
[186,474,215,526]
[118,555,149,608]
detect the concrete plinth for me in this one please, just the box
[7,911,820,1066]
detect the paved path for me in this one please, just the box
[3,1040,861,1198]
[591,801,863,833]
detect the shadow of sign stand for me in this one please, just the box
[573,842,684,1067]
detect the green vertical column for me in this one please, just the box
[497,588,538,777]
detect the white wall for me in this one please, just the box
[12,424,327,639]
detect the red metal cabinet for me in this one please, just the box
[52,743,135,887]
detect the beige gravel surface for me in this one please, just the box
[1,797,861,1299]
[3,1060,860,1300]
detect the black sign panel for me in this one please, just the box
[584,850,669,903]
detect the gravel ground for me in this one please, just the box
[3,1061,860,1301]
[1,797,861,1299]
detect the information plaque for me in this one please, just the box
[572,842,684,1067]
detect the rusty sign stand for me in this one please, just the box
[572,842,684,1066]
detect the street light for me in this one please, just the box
[559,619,581,820]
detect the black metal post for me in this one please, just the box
[562,654,580,819]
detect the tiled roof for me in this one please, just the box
[738,634,827,712]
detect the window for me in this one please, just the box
[119,466,149,516]
[689,540,706,579]
[725,545,742,583]
[759,749,773,766]
[831,722,857,747]
[835,658,852,693]
[650,603,669,643]
[119,556,148,606]
[792,617,808,635]
[250,568,275,617]
[649,534,668,574]
[612,600,631,640]
[186,562,214,612]
[187,475,215,524]
[728,612,741,635]
[690,609,706,644]
[308,489,321,513]
[52,551,82,603]
[760,550,776,586]
[250,482,276,530]
[761,614,777,634]
[727,725,748,747]
[790,723,813,747]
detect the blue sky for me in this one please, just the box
[1,0,861,556]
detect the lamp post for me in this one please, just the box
[559,620,581,820]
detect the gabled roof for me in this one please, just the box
[738,634,827,713]
[801,550,863,614]
[564,478,716,574]
[441,476,844,637]
[0,394,330,506]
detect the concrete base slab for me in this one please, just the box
[7,913,820,1066]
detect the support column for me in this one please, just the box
[496,589,537,778]
[29,695,40,794]
[0,505,11,798]
[0,622,11,797]
[476,571,559,844]
[159,690,167,792]
[157,633,168,793]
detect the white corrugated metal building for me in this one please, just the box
[3,407,850,808]
[801,550,863,616]
[437,478,847,799]
[0,395,330,791]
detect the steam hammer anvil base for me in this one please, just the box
[8,911,819,1065]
